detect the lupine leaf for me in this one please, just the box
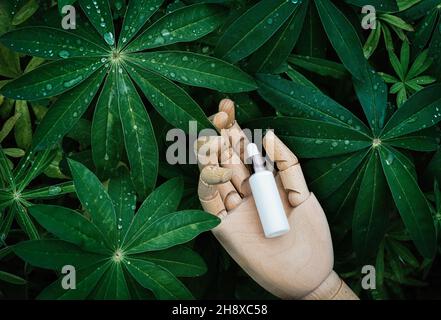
[126,4,226,52]
[353,151,389,262]
[247,2,308,73]
[13,239,106,270]
[215,0,300,63]
[0,57,105,101]
[116,68,158,199]
[381,84,441,139]
[28,205,109,254]
[135,245,207,277]
[379,146,437,258]
[127,63,212,132]
[129,51,257,93]
[126,210,220,253]
[124,177,184,247]
[315,0,367,80]
[91,68,124,178]
[31,66,107,150]
[0,26,108,59]
[125,258,193,299]
[118,0,164,48]
[68,159,117,245]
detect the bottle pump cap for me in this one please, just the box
[247,143,265,172]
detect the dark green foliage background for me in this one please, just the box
[1,0,441,299]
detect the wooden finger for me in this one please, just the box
[200,166,233,185]
[195,136,227,169]
[220,147,251,197]
[263,131,310,207]
[219,99,235,127]
[198,178,227,219]
[217,181,242,211]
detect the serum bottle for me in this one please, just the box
[247,143,290,238]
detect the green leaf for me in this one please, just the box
[323,158,369,224]
[11,0,39,26]
[256,74,371,134]
[379,146,436,258]
[0,43,21,78]
[13,239,106,270]
[287,55,347,79]
[353,65,388,134]
[0,112,21,144]
[389,49,405,80]
[247,117,372,158]
[0,146,14,187]
[38,261,110,300]
[384,129,440,152]
[285,66,319,90]
[68,159,117,245]
[380,14,414,32]
[411,9,438,55]
[3,147,25,158]
[108,166,136,243]
[389,239,419,268]
[353,151,389,262]
[215,0,299,63]
[315,0,367,80]
[400,41,410,74]
[118,0,164,48]
[246,2,307,73]
[126,4,226,52]
[381,84,441,139]
[136,245,207,277]
[124,177,184,247]
[93,263,130,299]
[0,270,26,285]
[21,181,75,200]
[382,23,394,52]
[14,202,39,240]
[306,149,370,199]
[0,57,105,101]
[15,148,56,191]
[125,258,193,299]
[127,63,212,132]
[91,69,123,178]
[31,66,107,150]
[296,1,327,58]
[344,0,399,12]
[78,0,114,43]
[127,210,220,253]
[28,204,109,254]
[363,21,382,59]
[129,51,257,93]
[0,26,108,59]
[116,68,158,199]
[407,50,432,79]
[14,100,32,150]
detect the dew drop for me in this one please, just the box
[48,186,62,195]
[63,75,83,88]
[103,32,115,46]
[58,50,70,59]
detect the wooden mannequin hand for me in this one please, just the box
[195,99,358,300]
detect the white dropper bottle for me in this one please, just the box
[247,143,290,238]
